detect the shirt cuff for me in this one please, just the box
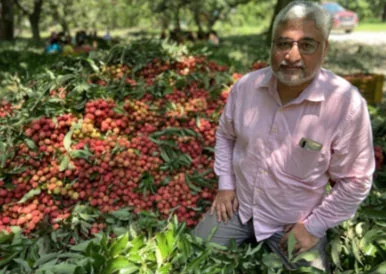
[218,175,236,190]
[303,215,327,238]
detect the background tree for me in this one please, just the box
[14,0,44,41]
[47,0,74,34]
[151,0,190,33]
[187,0,252,35]
[0,0,14,40]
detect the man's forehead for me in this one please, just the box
[274,19,323,40]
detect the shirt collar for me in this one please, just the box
[257,67,326,103]
[296,69,325,103]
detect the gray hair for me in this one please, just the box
[272,1,333,41]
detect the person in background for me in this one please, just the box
[208,30,219,46]
[45,32,61,54]
[74,30,93,54]
[62,34,74,56]
[103,30,112,41]
[192,1,375,272]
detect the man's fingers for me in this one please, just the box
[210,200,216,215]
[216,202,223,222]
[284,224,294,233]
[225,201,234,220]
[220,203,228,223]
[232,196,239,212]
[293,243,301,255]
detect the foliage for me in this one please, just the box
[336,0,386,21]
[0,38,386,273]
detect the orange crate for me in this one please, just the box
[342,73,384,104]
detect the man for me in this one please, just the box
[193,1,375,271]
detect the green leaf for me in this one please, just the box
[105,257,134,274]
[87,58,100,73]
[369,261,386,274]
[0,230,14,244]
[155,233,169,265]
[25,138,37,150]
[73,82,90,93]
[39,262,77,274]
[292,249,319,263]
[109,208,132,221]
[261,252,283,269]
[59,155,70,171]
[187,249,210,270]
[34,252,60,267]
[330,237,342,269]
[110,234,129,257]
[70,148,93,160]
[0,142,7,168]
[18,188,41,204]
[63,130,73,152]
[118,264,140,274]
[13,258,32,272]
[351,238,362,264]
[287,232,296,261]
[71,239,95,252]
[157,263,171,274]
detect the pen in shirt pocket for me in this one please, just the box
[299,137,323,151]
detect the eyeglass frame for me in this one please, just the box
[272,38,321,55]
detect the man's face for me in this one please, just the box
[270,19,328,87]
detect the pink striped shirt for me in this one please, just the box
[214,67,375,240]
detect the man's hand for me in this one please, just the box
[210,190,238,223]
[279,222,319,255]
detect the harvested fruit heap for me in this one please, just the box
[0,41,246,235]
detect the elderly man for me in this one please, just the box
[193,1,375,271]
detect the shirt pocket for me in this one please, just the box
[279,137,328,182]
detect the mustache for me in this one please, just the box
[279,60,304,68]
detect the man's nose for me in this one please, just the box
[284,43,302,63]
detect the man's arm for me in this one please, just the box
[212,83,239,222]
[303,98,375,238]
[214,83,238,190]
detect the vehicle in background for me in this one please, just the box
[322,2,358,33]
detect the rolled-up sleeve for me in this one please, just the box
[304,97,375,238]
[214,84,238,190]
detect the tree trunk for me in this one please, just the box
[382,2,386,22]
[266,0,295,45]
[0,0,14,41]
[29,14,40,41]
[29,0,43,41]
[174,7,181,31]
[193,10,203,33]
[50,2,70,34]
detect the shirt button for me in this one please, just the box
[259,169,266,174]
[271,127,278,134]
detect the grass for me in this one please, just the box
[355,21,386,32]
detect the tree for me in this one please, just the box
[151,0,253,39]
[14,0,44,41]
[47,0,74,34]
[0,0,14,40]
[188,0,252,34]
[151,0,190,32]
[383,1,386,21]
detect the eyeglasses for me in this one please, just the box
[272,38,321,55]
